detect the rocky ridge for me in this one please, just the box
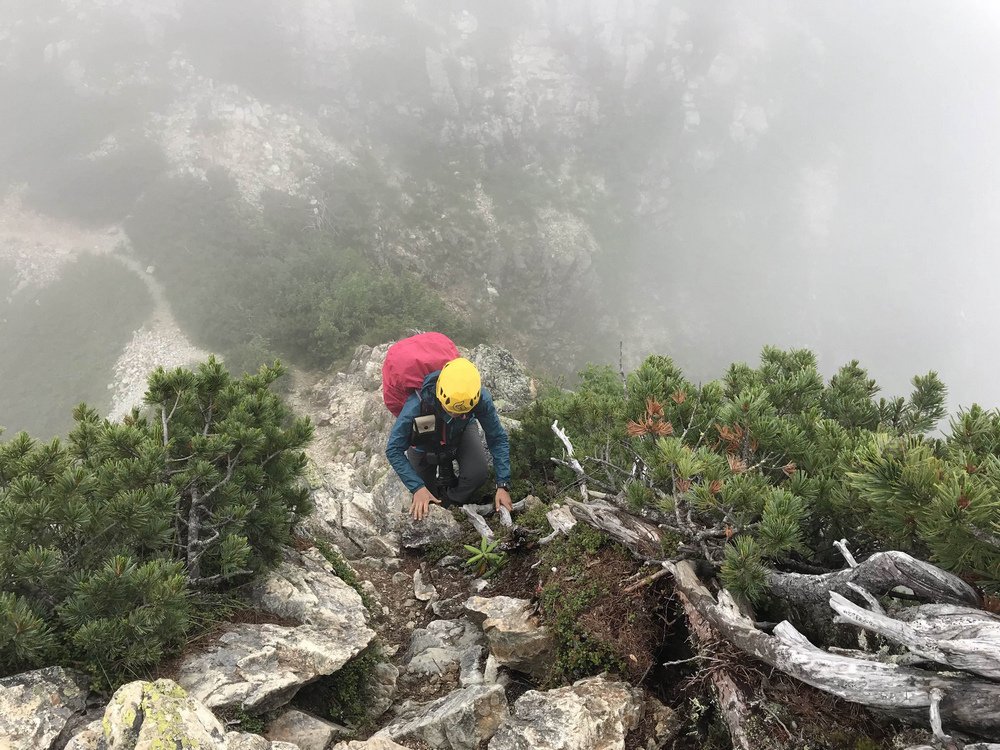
[0,341,682,750]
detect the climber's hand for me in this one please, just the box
[495,487,513,513]
[410,486,441,521]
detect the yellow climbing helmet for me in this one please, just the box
[436,357,481,414]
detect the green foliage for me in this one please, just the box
[315,540,374,610]
[125,172,482,370]
[24,138,166,225]
[227,706,267,734]
[720,537,768,603]
[0,358,313,685]
[515,346,956,602]
[518,500,552,532]
[463,536,506,577]
[847,404,1000,591]
[510,367,627,498]
[533,526,629,684]
[297,645,384,730]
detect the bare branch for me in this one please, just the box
[551,420,588,501]
[834,539,859,568]
[461,506,494,541]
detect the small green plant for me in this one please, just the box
[230,705,266,734]
[315,540,373,610]
[463,536,505,576]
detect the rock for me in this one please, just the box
[177,549,374,711]
[0,667,90,750]
[224,733,272,750]
[468,345,534,412]
[266,708,349,749]
[332,738,410,750]
[522,495,544,513]
[252,548,371,629]
[381,683,509,750]
[392,571,410,587]
[369,661,399,720]
[71,679,226,750]
[401,505,463,550]
[404,618,485,679]
[645,696,681,748]
[464,596,554,681]
[487,677,645,750]
[458,644,486,686]
[414,568,438,601]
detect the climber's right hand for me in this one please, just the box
[410,486,441,521]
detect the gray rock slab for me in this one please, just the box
[468,345,534,412]
[404,618,485,678]
[177,549,375,711]
[66,679,227,750]
[401,505,463,550]
[0,666,89,750]
[332,737,410,750]
[266,708,349,750]
[487,677,644,750]
[382,683,509,750]
[464,596,554,680]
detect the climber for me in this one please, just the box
[383,334,513,521]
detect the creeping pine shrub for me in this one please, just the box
[0,358,313,687]
[515,346,962,606]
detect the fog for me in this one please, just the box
[2,0,1000,436]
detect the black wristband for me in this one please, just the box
[496,482,511,491]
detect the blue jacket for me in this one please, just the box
[386,371,511,494]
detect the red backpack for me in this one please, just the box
[382,332,460,416]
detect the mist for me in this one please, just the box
[2,0,999,436]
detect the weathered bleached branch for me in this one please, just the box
[538,504,577,545]
[767,551,980,613]
[551,420,588,500]
[834,538,859,568]
[670,561,787,750]
[461,506,494,541]
[830,594,1000,681]
[464,498,527,517]
[565,499,663,559]
[669,560,1000,738]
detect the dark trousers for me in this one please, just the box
[407,422,489,506]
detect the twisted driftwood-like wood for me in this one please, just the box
[670,560,1000,740]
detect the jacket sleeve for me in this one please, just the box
[385,395,425,494]
[474,389,511,486]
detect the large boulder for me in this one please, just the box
[176,549,374,711]
[487,676,645,750]
[64,679,225,750]
[464,596,554,680]
[332,738,410,750]
[468,345,534,413]
[265,708,350,750]
[403,618,485,680]
[0,667,90,750]
[380,683,509,750]
[400,505,464,550]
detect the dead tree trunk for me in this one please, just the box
[669,560,1000,739]
[670,561,789,750]
[767,552,981,611]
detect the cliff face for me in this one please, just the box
[7,0,991,406]
[0,0,823,371]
